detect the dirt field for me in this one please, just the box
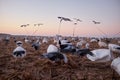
[0,36,120,80]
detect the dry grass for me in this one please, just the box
[0,36,120,80]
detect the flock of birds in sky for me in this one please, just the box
[1,35,120,77]
[19,16,104,37]
[19,16,120,37]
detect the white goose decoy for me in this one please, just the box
[98,39,107,48]
[32,39,41,50]
[86,49,114,62]
[80,40,87,44]
[76,40,86,49]
[60,39,72,45]
[24,37,29,43]
[13,41,26,58]
[72,37,78,41]
[53,35,62,44]
[47,44,59,53]
[41,52,68,63]
[58,40,76,53]
[90,38,98,42]
[4,36,10,44]
[85,43,90,49]
[42,44,68,63]
[111,57,120,76]
[16,41,23,46]
[42,37,48,43]
[108,44,120,53]
[76,41,83,49]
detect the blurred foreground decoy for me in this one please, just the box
[13,41,26,58]
[111,57,120,76]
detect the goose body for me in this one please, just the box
[32,41,41,50]
[111,57,120,75]
[16,41,23,46]
[87,49,114,62]
[108,44,120,53]
[25,39,30,43]
[98,41,107,47]
[60,46,76,53]
[59,40,76,53]
[4,36,10,44]
[42,44,68,63]
[76,42,83,48]
[13,46,26,58]
[47,44,58,53]
[85,43,90,49]
[13,41,26,58]
[42,38,48,43]
[42,52,68,63]
[90,39,98,42]
[60,39,72,45]
[75,48,93,56]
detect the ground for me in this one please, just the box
[0,36,120,80]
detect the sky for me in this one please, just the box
[0,0,120,37]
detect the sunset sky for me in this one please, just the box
[0,0,120,37]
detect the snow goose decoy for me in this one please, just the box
[98,39,107,48]
[47,44,59,53]
[32,40,41,50]
[24,37,30,43]
[13,41,26,58]
[58,40,76,53]
[41,52,68,63]
[41,44,68,63]
[86,49,114,62]
[111,57,120,76]
[4,36,10,45]
[42,37,48,43]
[76,41,83,49]
[85,43,90,49]
[108,44,120,53]
[90,38,98,43]
[75,48,94,57]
